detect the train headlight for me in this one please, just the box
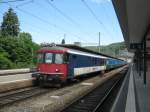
[55,69,59,72]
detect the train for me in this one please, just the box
[32,44,126,87]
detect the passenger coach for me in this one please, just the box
[33,44,126,86]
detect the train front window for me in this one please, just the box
[55,54,64,64]
[37,53,44,63]
[45,53,53,63]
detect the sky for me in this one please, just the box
[0,0,124,46]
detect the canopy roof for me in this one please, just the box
[112,0,150,52]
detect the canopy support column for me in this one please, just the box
[143,37,147,84]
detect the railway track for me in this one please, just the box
[0,67,127,109]
[0,87,53,107]
[0,75,97,107]
[0,73,98,107]
[61,68,127,112]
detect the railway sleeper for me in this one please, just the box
[61,70,126,112]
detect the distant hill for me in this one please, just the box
[84,42,126,57]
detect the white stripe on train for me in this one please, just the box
[74,66,106,76]
[67,49,107,59]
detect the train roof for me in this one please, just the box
[39,44,125,61]
[57,44,125,61]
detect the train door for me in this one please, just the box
[67,54,77,79]
[37,53,46,72]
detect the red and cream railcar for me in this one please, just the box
[33,45,108,86]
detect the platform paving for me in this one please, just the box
[0,73,33,93]
[125,65,136,112]
[111,64,150,112]
[0,73,32,83]
[125,64,150,112]
[112,64,150,112]
[133,66,150,112]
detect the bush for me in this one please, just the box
[0,54,13,69]
[0,33,40,69]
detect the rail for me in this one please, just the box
[0,87,54,107]
[61,68,128,112]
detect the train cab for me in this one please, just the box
[35,47,69,86]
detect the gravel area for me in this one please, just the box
[0,66,127,112]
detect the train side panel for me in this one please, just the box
[106,59,125,70]
[67,53,106,79]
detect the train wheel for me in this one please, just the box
[102,70,105,74]
[39,79,44,88]
[32,79,39,86]
[55,83,62,88]
[55,81,66,88]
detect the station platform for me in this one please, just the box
[111,64,150,112]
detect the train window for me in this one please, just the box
[72,55,77,59]
[64,53,69,64]
[100,59,104,66]
[55,54,64,64]
[95,59,97,65]
[37,53,44,63]
[102,59,105,65]
[104,59,106,65]
[45,53,53,63]
[100,59,102,65]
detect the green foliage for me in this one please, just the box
[0,8,40,69]
[32,42,40,64]
[0,29,1,36]
[0,33,40,69]
[0,53,13,69]
[85,42,126,57]
[1,8,20,37]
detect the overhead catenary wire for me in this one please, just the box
[0,9,77,43]
[46,0,96,40]
[21,21,67,41]
[0,24,40,36]
[81,0,114,40]
[15,0,34,7]
[46,0,79,27]
[15,1,61,37]
[81,0,104,26]
[0,0,26,3]
[1,20,65,43]
[20,20,51,33]
[2,0,99,44]
[16,7,61,29]
[0,5,57,42]
[15,7,87,42]
[3,1,88,43]
[101,3,116,36]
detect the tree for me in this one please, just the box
[18,32,40,66]
[0,8,40,69]
[1,8,20,37]
[19,32,33,63]
[0,27,1,36]
[61,38,65,44]
[0,32,40,69]
[0,54,13,69]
